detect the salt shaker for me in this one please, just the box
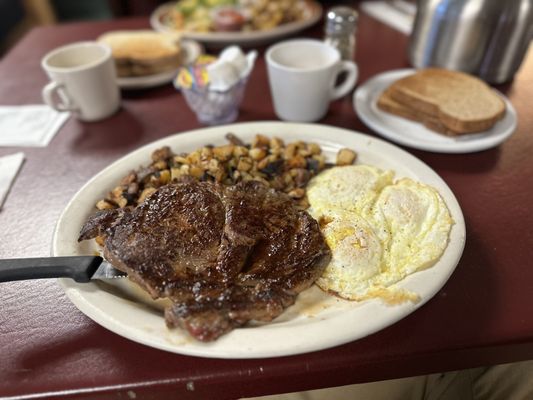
[324,6,358,61]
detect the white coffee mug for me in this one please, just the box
[266,39,358,122]
[41,42,120,122]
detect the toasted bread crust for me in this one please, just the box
[377,86,457,135]
[98,30,183,77]
[377,68,506,135]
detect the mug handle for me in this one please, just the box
[330,61,359,101]
[42,81,79,112]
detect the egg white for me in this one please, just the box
[308,165,453,303]
[307,165,394,217]
[315,210,383,300]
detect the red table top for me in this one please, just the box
[1,11,533,400]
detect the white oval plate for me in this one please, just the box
[150,1,322,47]
[354,69,517,153]
[117,39,202,90]
[52,122,466,359]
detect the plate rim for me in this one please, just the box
[52,121,466,358]
[149,1,323,45]
[354,68,518,154]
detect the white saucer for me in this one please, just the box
[354,69,518,153]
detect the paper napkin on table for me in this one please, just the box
[0,105,69,147]
[0,152,24,210]
[361,1,415,35]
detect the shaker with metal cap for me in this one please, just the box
[324,6,358,61]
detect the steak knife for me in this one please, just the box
[0,256,126,283]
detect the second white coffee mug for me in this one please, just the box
[41,41,120,122]
[266,39,358,122]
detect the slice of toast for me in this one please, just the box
[98,30,182,77]
[387,68,506,134]
[377,86,457,136]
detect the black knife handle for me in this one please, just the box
[0,256,103,283]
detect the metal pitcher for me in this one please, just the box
[408,0,533,83]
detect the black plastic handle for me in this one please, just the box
[0,256,103,283]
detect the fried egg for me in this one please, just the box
[315,210,383,300]
[308,165,453,303]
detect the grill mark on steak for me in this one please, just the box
[79,180,330,341]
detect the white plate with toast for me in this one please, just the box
[116,39,203,90]
[354,69,517,153]
[53,122,465,358]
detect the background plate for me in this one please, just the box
[354,69,517,153]
[117,39,202,90]
[52,122,466,359]
[150,1,322,47]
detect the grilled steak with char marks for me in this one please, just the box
[79,180,330,341]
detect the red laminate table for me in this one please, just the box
[1,10,533,400]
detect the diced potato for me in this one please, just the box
[200,146,213,159]
[307,142,321,155]
[189,165,204,179]
[214,169,226,182]
[336,148,357,166]
[94,137,358,222]
[151,146,171,162]
[233,146,249,157]
[287,155,307,169]
[170,167,182,181]
[119,171,137,185]
[96,199,115,210]
[159,169,171,185]
[237,157,253,172]
[252,134,270,148]
[127,182,139,195]
[257,157,270,170]
[111,185,124,198]
[288,188,305,199]
[297,148,311,157]
[187,150,201,164]
[270,137,284,151]
[213,144,234,161]
[284,143,297,159]
[207,158,220,174]
[174,155,188,164]
[116,196,128,208]
[312,154,326,170]
[138,187,157,203]
[249,147,266,161]
[153,160,167,170]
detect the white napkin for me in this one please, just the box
[361,1,415,35]
[207,46,258,91]
[0,152,24,210]
[0,105,69,147]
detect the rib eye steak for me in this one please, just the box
[79,180,330,341]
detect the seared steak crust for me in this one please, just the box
[79,180,330,341]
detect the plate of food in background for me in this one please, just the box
[53,122,465,358]
[98,30,203,89]
[354,68,517,153]
[150,0,323,47]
